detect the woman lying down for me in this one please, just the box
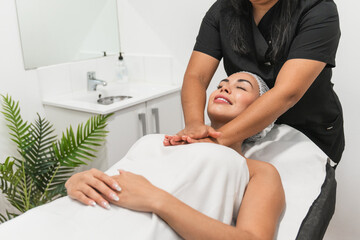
[64,72,285,239]
[0,72,285,240]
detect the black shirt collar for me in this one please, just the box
[251,1,281,63]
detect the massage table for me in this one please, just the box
[242,124,335,239]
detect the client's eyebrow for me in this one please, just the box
[237,79,253,88]
[219,79,253,89]
[219,79,229,83]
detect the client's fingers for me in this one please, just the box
[88,176,119,203]
[71,191,96,207]
[82,185,111,209]
[91,168,122,192]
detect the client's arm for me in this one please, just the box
[106,160,284,240]
[65,161,284,239]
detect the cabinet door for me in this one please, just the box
[146,91,183,135]
[44,106,108,172]
[106,103,147,167]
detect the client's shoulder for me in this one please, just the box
[246,158,281,181]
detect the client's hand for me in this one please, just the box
[163,122,221,146]
[107,170,165,213]
[65,168,122,209]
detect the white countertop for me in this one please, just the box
[43,82,181,114]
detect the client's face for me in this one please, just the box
[207,72,260,125]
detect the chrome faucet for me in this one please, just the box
[87,71,107,91]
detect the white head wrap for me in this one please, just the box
[238,71,275,142]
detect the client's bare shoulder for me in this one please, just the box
[235,158,285,239]
[246,158,280,181]
[245,158,285,205]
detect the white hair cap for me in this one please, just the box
[240,71,270,96]
[238,71,275,142]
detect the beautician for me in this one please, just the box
[167,0,344,164]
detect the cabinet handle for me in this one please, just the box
[138,113,147,136]
[152,108,160,134]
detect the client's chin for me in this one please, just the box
[208,114,234,128]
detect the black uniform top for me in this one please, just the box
[194,0,344,164]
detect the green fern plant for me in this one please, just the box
[0,95,112,223]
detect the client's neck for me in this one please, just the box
[211,121,244,156]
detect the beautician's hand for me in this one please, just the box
[106,170,165,213]
[163,122,221,146]
[65,168,122,209]
[182,137,218,144]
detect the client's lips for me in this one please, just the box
[214,95,232,105]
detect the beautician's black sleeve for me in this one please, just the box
[287,1,340,68]
[193,1,223,60]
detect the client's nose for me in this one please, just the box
[220,86,231,94]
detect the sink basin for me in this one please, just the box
[97,95,132,105]
[43,82,181,114]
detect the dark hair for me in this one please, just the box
[221,0,300,62]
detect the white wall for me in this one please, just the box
[0,0,359,238]
[117,0,227,123]
[117,0,227,85]
[0,0,45,216]
[324,0,360,239]
[0,1,44,161]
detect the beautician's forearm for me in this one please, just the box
[181,73,207,125]
[152,190,253,240]
[181,51,220,126]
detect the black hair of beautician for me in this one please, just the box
[222,0,299,62]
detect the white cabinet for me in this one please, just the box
[106,103,147,166]
[106,91,183,167]
[146,92,183,135]
[44,90,183,170]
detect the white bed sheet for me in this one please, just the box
[243,124,328,240]
[0,124,327,240]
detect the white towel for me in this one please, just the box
[0,134,249,240]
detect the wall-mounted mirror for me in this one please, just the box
[16,0,120,69]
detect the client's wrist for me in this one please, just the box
[151,189,172,214]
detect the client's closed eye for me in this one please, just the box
[236,86,246,91]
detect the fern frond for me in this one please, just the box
[24,114,57,193]
[1,95,31,156]
[0,157,27,213]
[0,157,16,193]
[0,210,19,223]
[0,94,112,223]
[52,114,111,168]
[42,114,111,202]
